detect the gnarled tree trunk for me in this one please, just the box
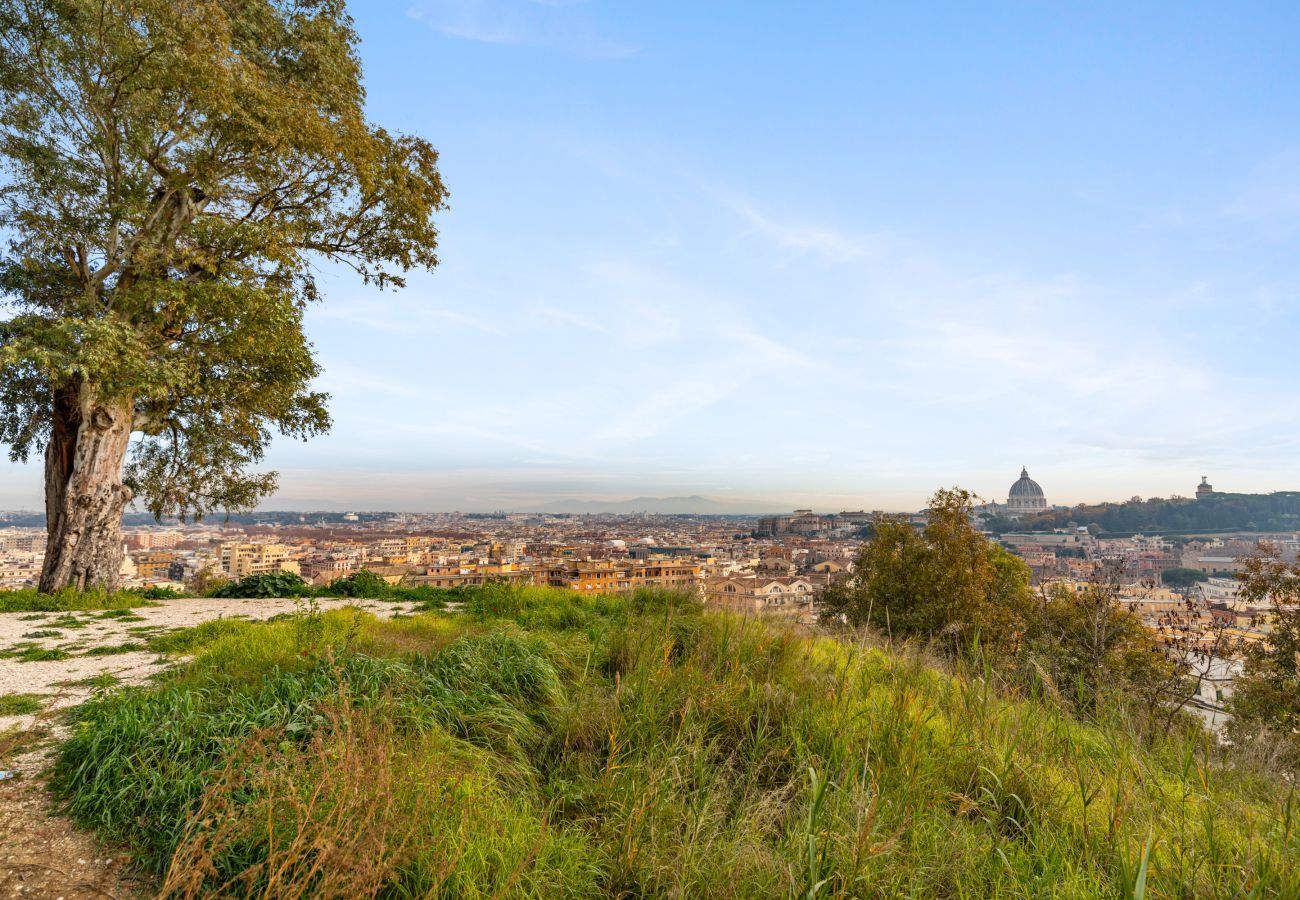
[38,382,135,593]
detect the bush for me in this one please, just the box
[209,572,309,599]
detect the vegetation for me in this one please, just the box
[1161,567,1210,588]
[986,492,1300,535]
[1227,548,1300,768]
[821,489,1034,654]
[0,692,44,716]
[51,584,1299,897]
[824,491,1184,720]
[210,568,463,608]
[0,586,160,613]
[0,0,446,591]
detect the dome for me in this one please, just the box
[1006,467,1048,515]
[1008,467,1044,500]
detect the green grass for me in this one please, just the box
[0,587,160,613]
[0,642,73,662]
[51,585,1299,897]
[82,642,148,657]
[58,673,122,690]
[0,693,45,716]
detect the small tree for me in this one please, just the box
[1023,576,1177,717]
[1227,547,1300,766]
[0,0,446,591]
[821,488,1034,653]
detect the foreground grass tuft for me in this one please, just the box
[0,693,45,716]
[51,585,1300,897]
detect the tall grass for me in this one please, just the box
[51,585,1300,897]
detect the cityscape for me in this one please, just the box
[3,469,1289,732]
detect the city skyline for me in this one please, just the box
[4,1,1300,512]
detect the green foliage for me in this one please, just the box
[821,488,1034,652]
[989,492,1300,535]
[134,585,189,600]
[204,568,455,606]
[1228,549,1300,766]
[208,571,309,599]
[82,641,147,657]
[1020,582,1178,715]
[320,568,455,607]
[0,692,45,715]
[51,586,1300,896]
[1161,567,1210,588]
[0,0,445,521]
[0,587,159,612]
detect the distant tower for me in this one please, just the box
[1196,476,1214,500]
[1006,467,1048,516]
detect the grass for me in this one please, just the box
[82,642,148,657]
[51,584,1300,897]
[58,673,122,690]
[0,643,73,662]
[0,693,45,716]
[0,587,160,613]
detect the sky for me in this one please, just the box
[5,1,1300,513]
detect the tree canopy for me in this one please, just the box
[821,488,1035,652]
[0,0,446,520]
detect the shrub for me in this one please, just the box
[209,572,309,599]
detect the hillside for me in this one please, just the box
[988,491,1300,535]
[20,585,1292,897]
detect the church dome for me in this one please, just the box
[1006,467,1048,514]
[1008,467,1044,500]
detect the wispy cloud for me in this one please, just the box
[723,195,887,265]
[406,0,635,59]
[533,305,608,332]
[315,298,504,336]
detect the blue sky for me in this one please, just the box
[5,1,1300,513]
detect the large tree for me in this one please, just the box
[0,0,446,591]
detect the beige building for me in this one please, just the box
[219,542,299,578]
[705,575,823,621]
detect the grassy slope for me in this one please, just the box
[51,586,1298,898]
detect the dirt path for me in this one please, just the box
[0,596,419,898]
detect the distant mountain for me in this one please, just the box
[542,495,774,515]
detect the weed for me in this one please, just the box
[83,642,148,657]
[0,693,45,716]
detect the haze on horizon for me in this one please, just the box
[3,1,1300,515]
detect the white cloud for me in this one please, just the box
[406,0,635,59]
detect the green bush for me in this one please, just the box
[208,572,309,599]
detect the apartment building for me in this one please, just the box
[536,559,702,594]
[219,542,298,578]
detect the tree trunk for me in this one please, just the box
[39,383,135,593]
